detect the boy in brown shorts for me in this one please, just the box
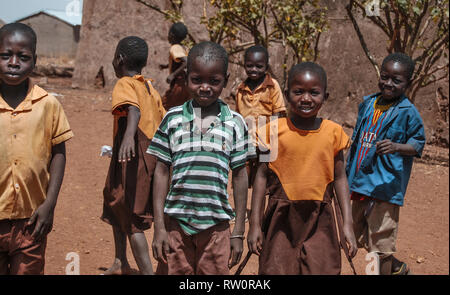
[0,23,74,274]
[101,36,166,275]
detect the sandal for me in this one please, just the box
[392,262,410,275]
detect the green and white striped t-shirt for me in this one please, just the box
[147,99,255,235]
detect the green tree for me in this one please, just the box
[136,0,328,87]
[346,0,449,102]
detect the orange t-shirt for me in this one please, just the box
[112,75,166,139]
[257,117,349,201]
[235,74,286,119]
[0,81,74,219]
[169,44,188,73]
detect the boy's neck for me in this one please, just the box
[0,78,30,109]
[246,74,266,92]
[289,115,322,131]
[377,94,403,105]
[193,100,221,119]
[121,69,141,78]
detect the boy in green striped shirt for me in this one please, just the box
[147,41,254,274]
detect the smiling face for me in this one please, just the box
[0,31,36,86]
[286,70,327,119]
[244,51,267,82]
[186,57,228,107]
[378,60,410,102]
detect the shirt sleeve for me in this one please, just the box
[170,44,187,63]
[405,107,426,158]
[271,79,287,114]
[52,99,74,146]
[334,125,350,156]
[111,78,140,115]
[146,114,172,166]
[230,115,256,170]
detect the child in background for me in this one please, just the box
[148,41,254,275]
[248,62,357,275]
[0,23,73,274]
[346,52,425,275]
[160,22,190,111]
[101,36,166,275]
[235,45,286,186]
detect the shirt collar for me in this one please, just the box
[0,79,48,111]
[182,99,233,124]
[238,73,274,93]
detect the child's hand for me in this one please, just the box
[118,135,136,163]
[27,201,55,242]
[152,228,170,264]
[343,222,358,258]
[229,237,244,269]
[376,139,398,154]
[247,226,263,256]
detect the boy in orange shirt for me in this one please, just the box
[0,23,73,274]
[161,22,190,111]
[101,36,166,275]
[235,45,286,186]
[248,62,357,274]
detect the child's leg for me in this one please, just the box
[103,226,132,275]
[129,232,153,275]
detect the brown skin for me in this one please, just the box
[102,47,153,275]
[152,57,248,269]
[248,69,358,258]
[0,31,66,243]
[376,61,418,157]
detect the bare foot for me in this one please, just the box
[101,259,134,275]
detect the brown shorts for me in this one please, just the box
[352,198,399,258]
[0,219,47,275]
[156,216,231,275]
[101,126,156,234]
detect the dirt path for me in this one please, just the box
[40,78,448,275]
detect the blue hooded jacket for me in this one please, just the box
[346,93,426,206]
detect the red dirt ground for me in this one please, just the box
[39,78,449,275]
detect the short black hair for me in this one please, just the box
[244,45,269,65]
[0,23,37,54]
[382,52,415,81]
[288,62,327,91]
[187,41,228,75]
[169,22,188,43]
[116,36,148,71]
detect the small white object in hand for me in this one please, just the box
[100,145,113,157]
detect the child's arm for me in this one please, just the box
[334,150,358,258]
[166,57,187,84]
[247,162,268,256]
[28,142,66,241]
[376,140,418,156]
[229,165,248,269]
[118,105,140,163]
[151,161,170,263]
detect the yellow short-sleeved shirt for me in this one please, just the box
[169,44,188,73]
[0,81,74,220]
[257,118,349,201]
[235,74,287,119]
[111,75,166,139]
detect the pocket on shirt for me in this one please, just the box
[385,127,406,143]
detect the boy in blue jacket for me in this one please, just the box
[346,52,425,275]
